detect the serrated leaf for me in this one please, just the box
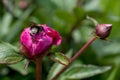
[64,65,111,79]
[49,52,70,65]
[47,49,73,80]
[0,41,23,64]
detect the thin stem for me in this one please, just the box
[70,36,97,62]
[35,57,42,80]
[52,36,97,80]
[86,16,98,26]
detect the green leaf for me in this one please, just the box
[100,0,120,16]
[47,49,73,80]
[84,0,101,11]
[64,65,111,79]
[74,7,86,20]
[55,10,75,24]
[0,41,23,64]
[8,59,28,75]
[0,12,12,37]
[49,52,70,65]
[92,40,120,57]
[51,0,77,12]
[5,6,35,42]
[47,63,63,80]
[80,26,93,42]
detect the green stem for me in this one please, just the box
[52,36,97,80]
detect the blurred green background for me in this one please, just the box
[0,0,120,80]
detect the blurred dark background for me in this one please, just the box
[0,0,120,80]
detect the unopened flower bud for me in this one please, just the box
[19,0,29,10]
[95,24,112,40]
[20,24,62,59]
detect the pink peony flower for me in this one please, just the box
[95,24,112,40]
[20,24,62,59]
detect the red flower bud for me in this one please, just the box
[95,24,112,40]
[20,24,62,59]
[19,0,29,10]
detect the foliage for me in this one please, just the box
[0,0,120,80]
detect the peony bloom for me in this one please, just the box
[20,24,62,59]
[95,24,112,40]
